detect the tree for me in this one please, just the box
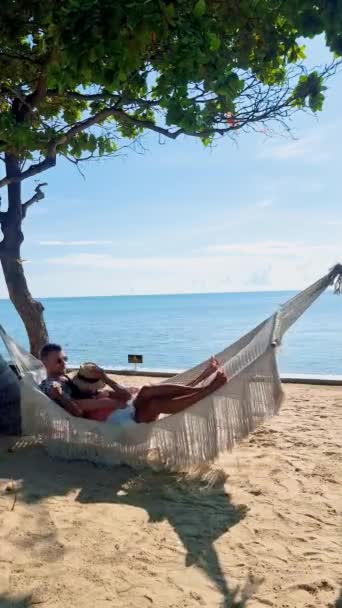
[0,0,340,355]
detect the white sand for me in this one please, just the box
[0,380,341,608]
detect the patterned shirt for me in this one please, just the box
[40,376,73,400]
[40,375,86,417]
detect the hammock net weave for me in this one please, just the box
[1,265,341,470]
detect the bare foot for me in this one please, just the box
[208,356,219,374]
[210,370,227,390]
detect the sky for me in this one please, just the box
[1,36,342,298]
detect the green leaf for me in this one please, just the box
[165,3,176,25]
[193,0,206,18]
[201,135,212,146]
[208,32,220,52]
[89,47,98,63]
[88,134,97,153]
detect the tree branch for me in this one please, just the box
[22,182,48,219]
[0,62,326,190]
[25,71,48,111]
[113,109,185,139]
[0,149,56,188]
[0,104,184,188]
[0,52,38,64]
[47,88,160,109]
[48,89,121,103]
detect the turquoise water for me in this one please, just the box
[0,291,341,374]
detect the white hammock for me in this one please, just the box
[1,265,341,470]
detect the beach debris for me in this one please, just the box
[4,479,17,511]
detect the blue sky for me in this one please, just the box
[1,36,342,298]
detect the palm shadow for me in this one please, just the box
[0,441,259,607]
[78,467,255,607]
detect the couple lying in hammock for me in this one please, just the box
[40,343,227,426]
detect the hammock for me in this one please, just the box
[1,264,341,470]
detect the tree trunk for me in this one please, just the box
[1,255,48,357]
[0,153,48,357]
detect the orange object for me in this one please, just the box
[226,112,238,127]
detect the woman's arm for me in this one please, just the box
[74,397,126,413]
[92,366,132,402]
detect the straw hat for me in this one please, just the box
[71,362,105,393]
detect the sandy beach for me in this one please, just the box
[0,378,341,608]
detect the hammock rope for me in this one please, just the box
[0,264,341,470]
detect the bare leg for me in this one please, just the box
[135,382,209,403]
[134,371,227,423]
[134,358,220,404]
[186,356,219,386]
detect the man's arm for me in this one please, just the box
[47,383,84,417]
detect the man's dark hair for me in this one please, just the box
[40,343,62,360]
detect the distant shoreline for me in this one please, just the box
[0,289,302,301]
[68,367,342,385]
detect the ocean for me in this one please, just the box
[0,291,341,375]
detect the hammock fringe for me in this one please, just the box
[329,263,342,294]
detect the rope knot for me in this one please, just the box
[329,263,342,294]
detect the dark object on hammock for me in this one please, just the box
[0,354,21,435]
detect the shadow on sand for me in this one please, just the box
[336,589,342,608]
[0,594,33,608]
[0,441,262,607]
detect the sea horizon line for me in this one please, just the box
[0,288,305,302]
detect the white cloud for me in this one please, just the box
[258,129,330,162]
[44,253,191,270]
[254,199,273,209]
[39,240,113,246]
[204,240,340,256]
[262,175,323,196]
[267,138,319,160]
[23,242,340,298]
[247,266,272,287]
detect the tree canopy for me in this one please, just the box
[0,0,340,186]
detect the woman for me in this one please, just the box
[69,358,227,425]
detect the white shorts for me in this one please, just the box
[106,399,137,426]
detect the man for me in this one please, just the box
[40,343,227,424]
[40,343,130,418]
